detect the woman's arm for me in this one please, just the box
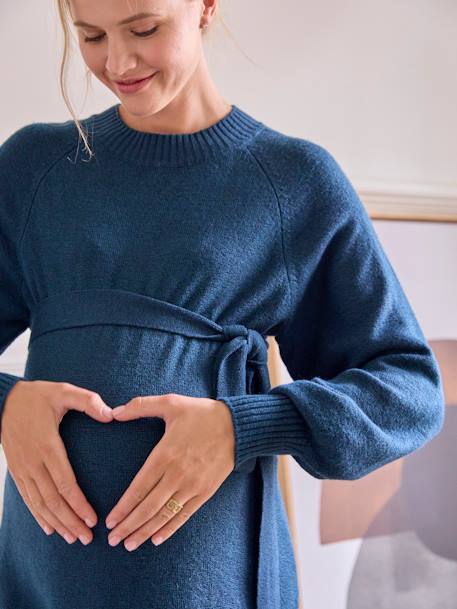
[219,145,445,480]
[0,126,34,439]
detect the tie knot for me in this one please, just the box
[222,324,248,340]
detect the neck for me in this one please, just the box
[118,97,233,136]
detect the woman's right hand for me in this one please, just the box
[0,379,114,546]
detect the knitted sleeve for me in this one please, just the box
[0,126,34,441]
[219,145,445,480]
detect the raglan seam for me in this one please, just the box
[243,145,293,326]
[246,141,325,338]
[17,131,81,305]
[273,150,331,358]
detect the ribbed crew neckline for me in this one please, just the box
[85,103,265,166]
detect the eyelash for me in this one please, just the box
[84,26,159,44]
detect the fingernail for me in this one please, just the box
[109,536,120,547]
[102,406,112,417]
[79,534,90,546]
[85,518,96,528]
[152,536,163,546]
[64,533,76,544]
[125,539,138,551]
[112,406,125,414]
[106,519,117,529]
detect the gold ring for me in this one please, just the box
[166,497,184,514]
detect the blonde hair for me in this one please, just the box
[55,0,229,161]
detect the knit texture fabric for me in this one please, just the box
[0,102,445,609]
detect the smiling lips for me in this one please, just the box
[114,73,157,94]
[114,73,156,84]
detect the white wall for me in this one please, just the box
[1,2,456,607]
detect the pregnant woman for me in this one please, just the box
[0,0,445,608]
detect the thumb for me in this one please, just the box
[111,395,169,422]
[59,383,113,423]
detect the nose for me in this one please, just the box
[105,38,138,79]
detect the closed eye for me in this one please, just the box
[84,26,159,43]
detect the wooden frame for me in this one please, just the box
[358,187,457,223]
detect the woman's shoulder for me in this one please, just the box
[0,117,88,223]
[248,120,345,191]
[1,115,88,168]
[246,120,369,243]
[0,116,93,192]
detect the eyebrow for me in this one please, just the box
[73,12,161,29]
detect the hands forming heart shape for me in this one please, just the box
[1,381,236,551]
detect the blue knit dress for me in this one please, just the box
[0,102,445,609]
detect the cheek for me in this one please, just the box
[153,35,196,74]
[157,24,196,65]
[81,50,110,83]
[79,45,100,73]
[144,39,179,68]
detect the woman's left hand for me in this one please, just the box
[104,393,236,551]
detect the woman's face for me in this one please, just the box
[70,0,205,111]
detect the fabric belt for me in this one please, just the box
[28,287,280,609]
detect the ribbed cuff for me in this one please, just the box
[0,373,26,441]
[217,392,308,470]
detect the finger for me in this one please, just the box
[111,393,175,422]
[149,493,204,547]
[57,383,113,423]
[42,433,98,530]
[32,458,93,545]
[107,469,170,545]
[127,491,200,551]
[10,471,55,536]
[105,445,168,530]
[23,475,79,544]
[107,463,195,549]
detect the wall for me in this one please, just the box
[1,1,456,606]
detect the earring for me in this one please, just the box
[200,10,209,30]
